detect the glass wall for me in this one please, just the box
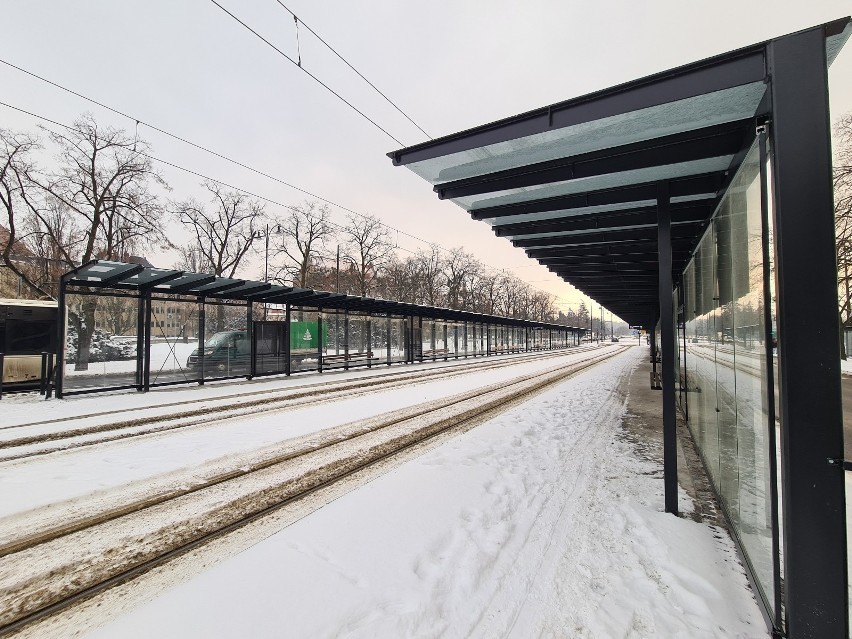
[466,323,476,355]
[63,291,141,393]
[679,140,777,617]
[150,294,202,386]
[347,312,370,368]
[370,314,389,365]
[389,315,406,363]
[201,300,250,380]
[447,321,460,358]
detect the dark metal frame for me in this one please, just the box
[768,27,847,638]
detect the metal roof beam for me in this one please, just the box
[494,202,712,237]
[96,263,145,287]
[470,173,723,220]
[513,224,703,248]
[195,280,247,295]
[527,239,694,259]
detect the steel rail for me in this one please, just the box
[0,347,625,635]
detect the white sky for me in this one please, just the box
[2,0,850,319]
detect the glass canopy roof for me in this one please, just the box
[388,18,851,325]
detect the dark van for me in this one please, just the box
[186,330,250,373]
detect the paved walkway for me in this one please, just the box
[621,347,724,525]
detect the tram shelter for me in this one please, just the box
[54,260,583,395]
[388,19,851,638]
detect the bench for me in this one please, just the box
[322,351,375,366]
[422,348,449,359]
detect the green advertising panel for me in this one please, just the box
[289,320,326,351]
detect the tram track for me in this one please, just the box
[0,347,604,462]
[0,346,626,636]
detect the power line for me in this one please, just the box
[271,0,431,140]
[0,95,575,306]
[207,0,404,146]
[0,99,409,252]
[0,57,426,245]
[0,60,516,277]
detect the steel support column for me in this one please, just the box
[768,28,847,638]
[198,297,205,385]
[386,313,391,366]
[246,302,254,379]
[317,312,324,372]
[142,287,153,392]
[344,311,350,371]
[55,277,66,398]
[367,319,372,368]
[284,304,291,376]
[136,291,145,391]
[759,127,783,630]
[657,181,677,515]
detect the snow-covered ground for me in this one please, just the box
[0,349,612,526]
[65,341,196,377]
[59,346,765,638]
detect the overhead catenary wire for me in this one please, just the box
[0,58,412,240]
[207,0,404,146]
[271,0,431,140]
[0,100,417,258]
[0,95,588,309]
[0,61,564,287]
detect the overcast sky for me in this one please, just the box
[2,0,850,318]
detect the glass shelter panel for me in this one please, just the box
[679,141,777,617]
[389,316,406,363]
[63,291,140,393]
[150,294,201,386]
[201,300,249,380]
[323,309,346,370]
[370,315,388,365]
[347,313,370,368]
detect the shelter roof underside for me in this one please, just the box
[389,18,851,326]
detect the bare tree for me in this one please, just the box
[173,244,206,273]
[40,115,167,266]
[0,128,58,298]
[175,181,264,279]
[835,113,852,340]
[444,247,478,310]
[3,116,168,369]
[174,181,265,331]
[380,256,418,303]
[474,273,496,314]
[271,201,335,288]
[413,246,445,306]
[341,213,394,297]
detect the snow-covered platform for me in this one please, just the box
[27,344,765,638]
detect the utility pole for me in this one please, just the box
[336,245,340,293]
[263,224,269,321]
